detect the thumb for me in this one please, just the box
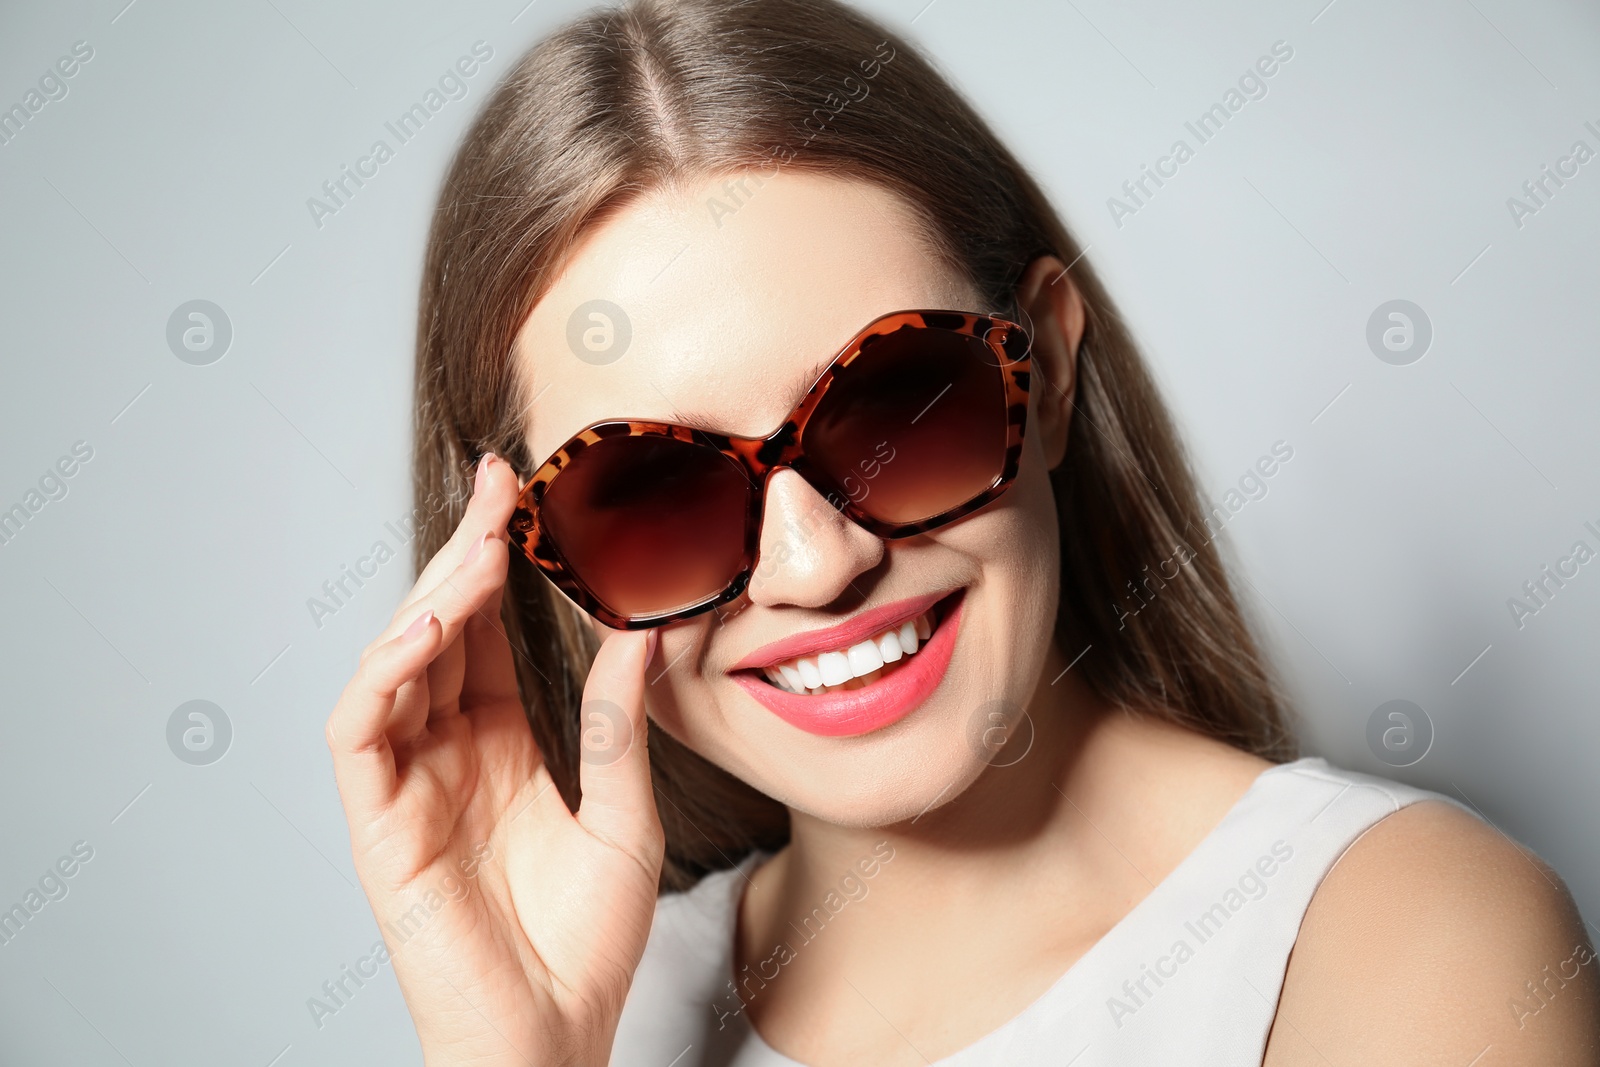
[575,628,663,860]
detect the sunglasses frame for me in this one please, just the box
[507,308,1033,629]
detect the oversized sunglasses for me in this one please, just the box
[506,308,1031,629]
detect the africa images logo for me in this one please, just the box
[1106,40,1295,228]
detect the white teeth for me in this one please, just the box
[817,650,852,686]
[847,639,884,676]
[796,657,823,689]
[898,620,919,656]
[757,607,939,694]
[778,663,805,692]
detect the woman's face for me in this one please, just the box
[514,170,1068,828]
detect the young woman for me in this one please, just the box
[325,1,1599,1063]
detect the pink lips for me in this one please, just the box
[730,590,964,738]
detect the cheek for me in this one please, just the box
[940,427,1063,695]
[960,423,1062,609]
[637,619,715,743]
[1008,435,1064,567]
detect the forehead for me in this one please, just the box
[514,170,976,468]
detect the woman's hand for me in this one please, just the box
[326,454,665,1067]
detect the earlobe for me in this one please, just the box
[1014,255,1087,470]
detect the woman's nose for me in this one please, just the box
[746,468,884,609]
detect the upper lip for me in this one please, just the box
[729,589,955,671]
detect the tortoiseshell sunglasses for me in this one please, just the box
[506,308,1031,629]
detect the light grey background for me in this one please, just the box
[2,0,1597,1062]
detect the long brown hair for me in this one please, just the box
[412,0,1296,892]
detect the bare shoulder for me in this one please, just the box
[1265,798,1600,1065]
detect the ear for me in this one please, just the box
[1013,255,1086,471]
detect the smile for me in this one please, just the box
[729,588,965,738]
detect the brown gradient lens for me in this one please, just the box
[802,326,1008,525]
[540,434,753,619]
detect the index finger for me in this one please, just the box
[401,452,519,613]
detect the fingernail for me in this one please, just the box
[644,627,660,667]
[465,531,488,564]
[474,452,497,496]
[403,610,433,641]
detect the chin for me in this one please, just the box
[761,732,1000,829]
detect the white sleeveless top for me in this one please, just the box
[611,757,1470,1066]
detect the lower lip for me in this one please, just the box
[731,591,965,738]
